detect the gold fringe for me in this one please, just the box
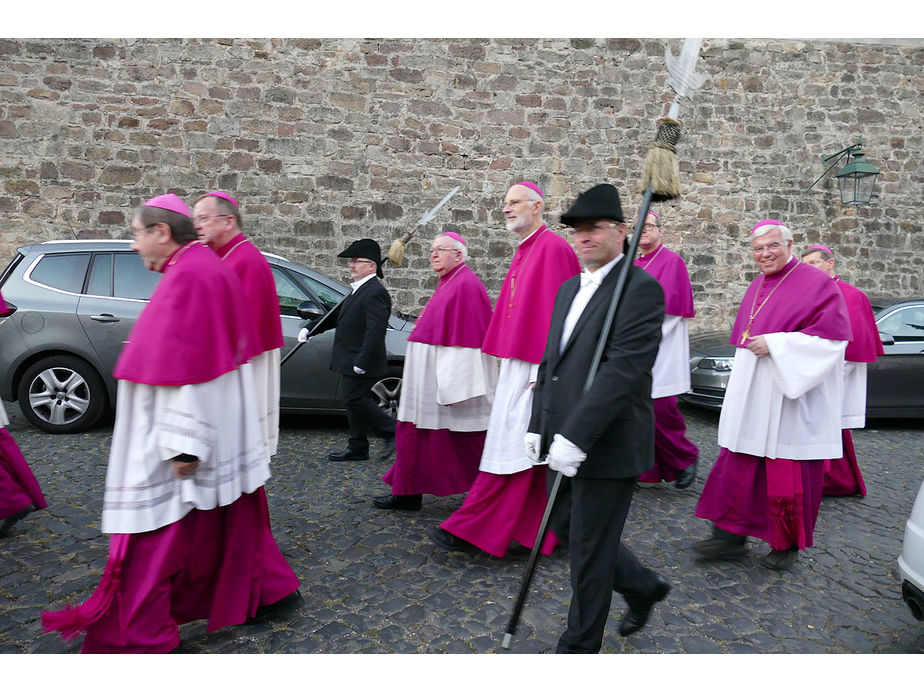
[386,238,406,267]
[640,143,681,201]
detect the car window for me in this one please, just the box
[86,253,113,296]
[113,252,160,300]
[272,267,315,317]
[299,274,346,312]
[878,306,924,340]
[29,253,91,294]
[1,251,25,286]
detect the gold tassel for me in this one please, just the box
[386,238,406,267]
[640,118,682,202]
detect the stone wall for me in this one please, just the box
[1,38,921,332]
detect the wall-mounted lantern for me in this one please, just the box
[807,138,881,206]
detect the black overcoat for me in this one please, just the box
[327,276,391,378]
[528,258,664,479]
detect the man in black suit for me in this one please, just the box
[526,184,671,653]
[325,239,396,462]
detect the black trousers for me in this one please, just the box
[341,374,395,453]
[548,471,659,654]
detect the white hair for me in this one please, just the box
[752,223,793,242]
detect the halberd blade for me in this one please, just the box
[416,186,461,226]
[665,38,706,100]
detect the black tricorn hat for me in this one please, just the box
[338,238,384,278]
[560,183,625,226]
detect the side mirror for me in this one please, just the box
[297,301,324,323]
[878,331,894,346]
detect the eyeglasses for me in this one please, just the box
[430,247,459,255]
[751,242,786,254]
[193,214,230,225]
[503,199,534,208]
[643,223,661,231]
[132,223,158,236]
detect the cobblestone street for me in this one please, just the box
[1,401,922,656]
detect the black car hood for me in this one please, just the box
[689,330,737,358]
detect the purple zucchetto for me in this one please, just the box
[443,231,466,246]
[751,219,792,238]
[806,244,834,256]
[514,181,544,198]
[205,191,239,208]
[144,193,191,217]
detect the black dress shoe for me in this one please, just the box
[762,548,798,570]
[691,536,749,560]
[328,448,369,462]
[246,589,303,624]
[619,575,671,637]
[372,493,422,511]
[378,436,396,462]
[675,461,697,489]
[430,527,477,553]
[0,505,34,538]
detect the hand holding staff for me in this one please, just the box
[501,38,707,650]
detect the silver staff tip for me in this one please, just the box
[501,633,512,649]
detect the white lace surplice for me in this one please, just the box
[249,347,280,457]
[478,357,538,475]
[651,314,691,398]
[841,360,867,430]
[397,341,497,432]
[717,333,847,460]
[101,363,270,535]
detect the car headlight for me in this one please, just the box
[698,357,735,371]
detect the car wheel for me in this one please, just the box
[370,367,402,419]
[17,355,107,433]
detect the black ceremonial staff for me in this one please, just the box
[501,38,708,650]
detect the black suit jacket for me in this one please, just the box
[528,258,664,479]
[326,276,392,378]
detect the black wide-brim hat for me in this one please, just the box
[560,183,625,226]
[338,238,384,278]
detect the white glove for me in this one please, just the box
[353,365,366,375]
[297,327,311,343]
[524,432,542,462]
[547,434,587,478]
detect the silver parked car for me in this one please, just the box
[899,477,924,621]
[680,298,924,419]
[0,240,412,433]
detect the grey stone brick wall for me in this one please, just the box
[1,38,921,332]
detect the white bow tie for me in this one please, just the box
[580,271,599,288]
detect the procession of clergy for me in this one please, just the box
[0,179,881,653]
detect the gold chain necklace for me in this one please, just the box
[636,243,665,271]
[220,237,248,260]
[740,260,800,346]
[165,240,197,269]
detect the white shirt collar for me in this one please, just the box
[350,273,377,293]
[580,252,623,286]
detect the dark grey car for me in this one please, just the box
[0,240,412,433]
[680,298,924,419]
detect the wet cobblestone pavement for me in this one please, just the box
[1,401,922,655]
